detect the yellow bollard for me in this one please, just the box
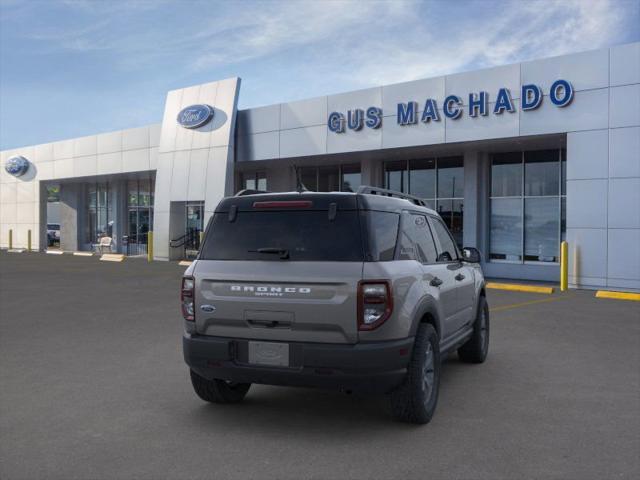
[8,229,12,250]
[560,241,568,292]
[28,229,32,252]
[147,231,153,262]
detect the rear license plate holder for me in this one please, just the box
[248,341,290,367]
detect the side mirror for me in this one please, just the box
[462,247,481,263]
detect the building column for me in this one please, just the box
[59,183,81,252]
[463,151,486,252]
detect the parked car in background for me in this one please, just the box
[47,223,60,246]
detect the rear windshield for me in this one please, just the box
[200,210,364,261]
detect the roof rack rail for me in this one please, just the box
[356,185,428,207]
[234,189,270,197]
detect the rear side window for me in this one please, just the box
[200,210,363,261]
[430,217,459,262]
[364,211,399,261]
[398,213,438,263]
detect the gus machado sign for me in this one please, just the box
[327,79,573,133]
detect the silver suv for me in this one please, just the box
[182,187,489,424]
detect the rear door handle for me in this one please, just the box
[430,277,443,287]
[455,273,465,281]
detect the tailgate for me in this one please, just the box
[193,261,363,344]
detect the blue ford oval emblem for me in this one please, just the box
[176,104,214,129]
[5,156,30,177]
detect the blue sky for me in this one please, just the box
[1,0,639,149]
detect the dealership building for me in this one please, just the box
[1,42,639,291]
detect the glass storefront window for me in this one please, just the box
[524,197,560,262]
[241,172,267,191]
[341,164,361,192]
[384,156,464,247]
[491,152,522,197]
[437,157,464,198]
[298,164,361,192]
[490,149,566,263]
[436,199,463,248]
[409,158,435,199]
[490,198,523,261]
[125,177,155,255]
[524,150,560,196]
[385,161,406,193]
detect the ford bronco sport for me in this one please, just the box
[182,186,489,424]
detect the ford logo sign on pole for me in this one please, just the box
[176,104,214,129]
[4,156,30,177]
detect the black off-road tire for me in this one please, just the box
[190,370,251,404]
[458,295,490,364]
[390,323,441,424]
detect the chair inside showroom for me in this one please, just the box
[94,236,113,254]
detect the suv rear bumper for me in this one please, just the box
[183,334,414,394]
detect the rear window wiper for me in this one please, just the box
[248,247,290,260]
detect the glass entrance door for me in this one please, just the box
[185,202,204,259]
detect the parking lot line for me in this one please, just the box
[490,295,568,313]
[486,282,554,294]
[595,290,640,302]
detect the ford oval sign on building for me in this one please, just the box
[176,104,214,129]
[4,156,30,177]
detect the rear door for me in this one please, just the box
[428,216,476,332]
[398,212,459,340]
[193,202,364,344]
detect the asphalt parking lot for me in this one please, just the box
[1,252,638,480]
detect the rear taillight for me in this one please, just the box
[357,280,393,331]
[181,276,195,321]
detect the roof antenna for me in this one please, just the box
[293,164,308,193]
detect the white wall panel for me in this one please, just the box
[327,127,381,154]
[566,130,609,180]
[239,104,280,134]
[446,104,519,142]
[383,77,445,113]
[609,127,640,178]
[73,155,97,178]
[96,152,122,175]
[35,162,54,181]
[280,126,327,157]
[566,228,608,278]
[149,124,161,147]
[0,183,16,203]
[53,158,74,178]
[97,131,122,154]
[608,229,640,279]
[382,118,445,149]
[446,64,520,101]
[609,84,640,128]
[53,139,74,160]
[74,135,97,157]
[521,48,609,92]
[170,150,190,201]
[328,87,382,113]
[34,143,54,163]
[187,148,208,201]
[122,126,150,151]
[122,148,150,173]
[566,179,607,228]
[281,97,326,130]
[237,131,279,161]
[204,147,231,213]
[608,178,640,228]
[520,88,609,136]
[15,181,35,203]
[610,43,640,86]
